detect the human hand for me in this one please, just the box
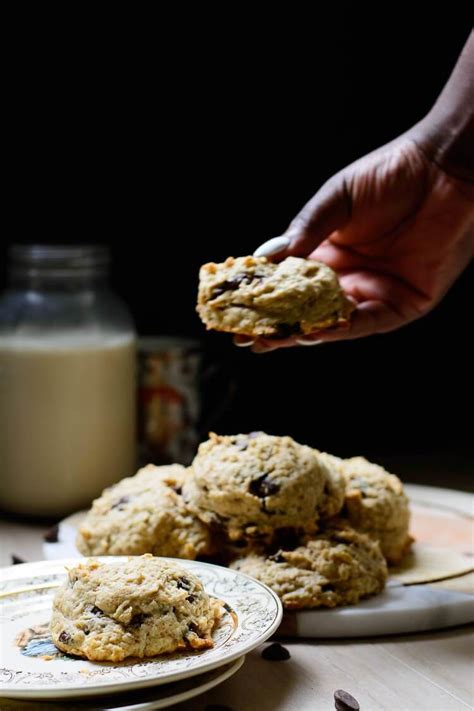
[236,31,474,353]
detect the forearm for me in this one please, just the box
[410,30,474,182]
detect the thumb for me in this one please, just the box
[255,173,351,260]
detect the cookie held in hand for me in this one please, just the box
[196,256,353,338]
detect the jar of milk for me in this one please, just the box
[0,245,137,517]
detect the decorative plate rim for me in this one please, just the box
[0,557,282,699]
[0,656,245,709]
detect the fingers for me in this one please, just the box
[250,337,301,354]
[233,335,255,347]
[244,298,407,352]
[253,236,291,259]
[253,173,351,261]
[287,175,352,257]
[293,301,403,343]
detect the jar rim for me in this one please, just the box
[8,245,110,269]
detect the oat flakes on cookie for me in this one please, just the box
[182,432,327,542]
[325,454,413,564]
[231,523,387,609]
[197,256,353,338]
[76,464,214,560]
[51,555,222,662]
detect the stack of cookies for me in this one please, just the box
[77,431,412,611]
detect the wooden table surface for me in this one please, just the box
[0,484,473,711]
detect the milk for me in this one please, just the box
[0,333,136,516]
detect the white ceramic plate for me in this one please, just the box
[0,656,244,710]
[0,558,281,700]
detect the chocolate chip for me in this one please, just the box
[177,577,192,591]
[187,622,199,635]
[211,274,250,298]
[89,605,104,616]
[111,496,130,510]
[223,602,233,613]
[129,613,149,628]
[58,631,71,644]
[232,539,248,548]
[334,689,360,710]
[249,474,280,498]
[43,524,59,543]
[186,594,196,603]
[11,554,26,565]
[173,486,182,496]
[261,642,291,661]
[274,528,301,551]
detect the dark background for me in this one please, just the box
[3,10,473,489]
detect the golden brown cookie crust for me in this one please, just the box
[197,256,353,337]
[328,454,413,564]
[231,524,387,609]
[51,556,222,662]
[182,432,327,541]
[76,465,214,560]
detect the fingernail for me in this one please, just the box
[234,338,255,347]
[254,236,291,258]
[296,339,324,346]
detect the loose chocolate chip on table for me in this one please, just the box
[11,554,26,565]
[249,474,280,498]
[43,524,59,543]
[261,643,291,661]
[58,631,71,644]
[334,689,360,711]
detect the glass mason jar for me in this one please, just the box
[0,245,137,517]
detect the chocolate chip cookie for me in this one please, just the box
[327,454,413,564]
[182,432,327,542]
[76,464,214,560]
[231,524,387,609]
[51,555,222,661]
[197,256,353,337]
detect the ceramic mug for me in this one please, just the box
[137,337,233,466]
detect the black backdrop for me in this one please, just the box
[3,9,473,488]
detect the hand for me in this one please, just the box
[243,133,473,353]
